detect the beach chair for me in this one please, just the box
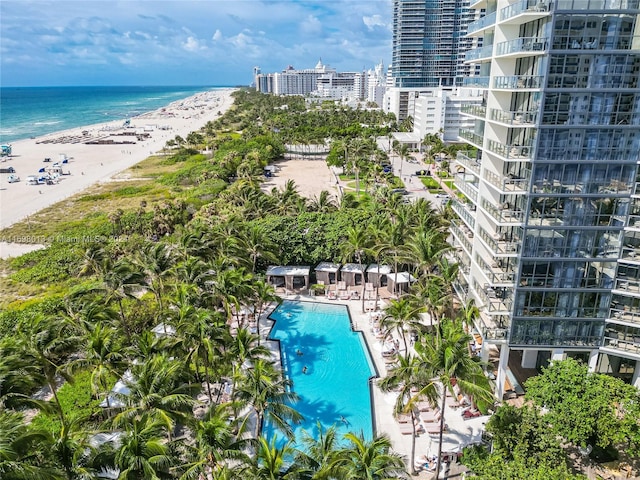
[425,423,447,434]
[420,409,441,423]
[327,289,337,300]
[339,289,350,300]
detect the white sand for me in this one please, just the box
[0,88,237,232]
[261,157,339,201]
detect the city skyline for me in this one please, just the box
[0,0,392,87]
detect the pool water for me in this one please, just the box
[264,300,377,448]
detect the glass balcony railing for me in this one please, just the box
[451,199,476,230]
[476,284,513,313]
[486,140,534,160]
[481,198,525,224]
[609,308,640,326]
[459,129,484,148]
[476,254,517,285]
[456,151,481,176]
[451,221,473,254]
[483,169,531,193]
[460,104,487,119]
[613,278,640,295]
[500,0,551,22]
[462,76,490,88]
[494,75,545,90]
[495,37,549,56]
[489,108,538,125]
[478,312,510,340]
[467,11,497,35]
[464,44,494,62]
[454,177,479,202]
[478,226,522,255]
[602,337,640,355]
[556,0,640,10]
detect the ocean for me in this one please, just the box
[0,85,225,144]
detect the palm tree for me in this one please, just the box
[21,317,81,426]
[234,359,302,440]
[378,354,427,476]
[136,242,177,326]
[248,279,280,345]
[228,328,271,392]
[113,414,174,479]
[295,421,343,480]
[101,258,144,339]
[178,403,252,479]
[0,411,59,480]
[337,433,406,480]
[112,354,197,441]
[405,227,450,277]
[414,319,494,477]
[236,224,279,273]
[380,297,423,353]
[340,226,371,313]
[253,436,302,480]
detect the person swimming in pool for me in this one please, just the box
[302,366,308,374]
[296,349,303,356]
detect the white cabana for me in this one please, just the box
[266,265,310,292]
[100,370,134,408]
[340,263,366,286]
[314,262,341,285]
[366,264,392,287]
[387,271,417,294]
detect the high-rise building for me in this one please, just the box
[454,0,640,397]
[385,0,482,143]
[392,0,477,88]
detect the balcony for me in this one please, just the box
[476,283,513,314]
[456,151,481,176]
[483,169,531,193]
[467,11,497,37]
[489,108,538,126]
[464,44,494,63]
[556,0,640,10]
[476,254,517,286]
[469,0,488,10]
[621,246,640,262]
[454,177,479,203]
[500,0,551,23]
[481,198,525,224]
[628,215,640,230]
[460,104,487,120]
[462,76,490,88]
[609,308,640,327]
[451,199,476,230]
[602,337,640,358]
[459,129,484,149]
[478,226,522,255]
[613,278,640,296]
[477,312,510,341]
[486,140,534,160]
[451,221,473,255]
[495,37,549,57]
[493,75,544,90]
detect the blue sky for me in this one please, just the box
[1,0,392,87]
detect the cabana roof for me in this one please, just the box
[315,262,341,273]
[341,263,365,274]
[389,272,417,283]
[367,264,392,274]
[100,370,134,408]
[266,265,310,276]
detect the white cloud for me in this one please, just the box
[363,14,385,30]
[300,14,322,35]
[212,29,222,41]
[182,36,203,51]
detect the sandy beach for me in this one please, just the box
[0,88,237,235]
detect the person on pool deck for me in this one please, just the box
[302,366,308,374]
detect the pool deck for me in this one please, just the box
[259,293,490,479]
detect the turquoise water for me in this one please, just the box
[0,85,226,144]
[265,300,377,449]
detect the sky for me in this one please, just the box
[1,0,392,87]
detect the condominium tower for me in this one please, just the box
[454,0,640,397]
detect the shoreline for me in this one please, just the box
[0,88,237,249]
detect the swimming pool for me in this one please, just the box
[264,300,377,448]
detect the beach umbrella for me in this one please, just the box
[38,167,45,172]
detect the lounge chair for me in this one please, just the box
[417,401,434,412]
[350,290,360,300]
[327,290,337,300]
[420,409,441,423]
[339,289,350,300]
[398,422,415,435]
[425,423,447,434]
